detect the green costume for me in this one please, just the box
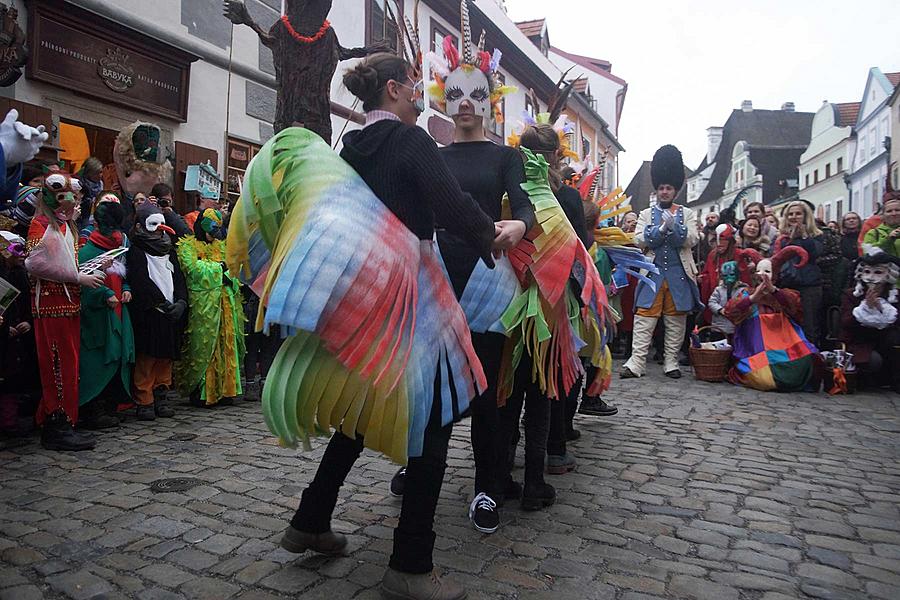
[78,231,135,405]
[176,229,244,405]
[863,222,900,259]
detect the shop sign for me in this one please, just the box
[184,161,223,201]
[98,48,135,93]
[0,3,27,87]
[27,0,196,122]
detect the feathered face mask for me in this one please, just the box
[426,1,515,124]
[444,66,492,120]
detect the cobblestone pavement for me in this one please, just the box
[2,366,899,600]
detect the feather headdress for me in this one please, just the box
[425,0,516,122]
[507,71,579,160]
[386,0,423,81]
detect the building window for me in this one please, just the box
[837,157,843,172]
[366,0,400,51]
[486,71,505,142]
[814,169,819,184]
[825,163,831,178]
[872,183,879,212]
[805,173,810,188]
[859,135,867,162]
[824,203,831,222]
[582,136,591,160]
[524,95,536,120]
[836,199,843,218]
[428,21,457,114]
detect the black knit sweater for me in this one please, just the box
[340,121,495,267]
[437,140,535,297]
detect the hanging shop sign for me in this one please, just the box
[26,0,197,122]
[0,2,27,87]
[184,161,223,201]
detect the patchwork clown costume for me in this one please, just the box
[724,246,821,392]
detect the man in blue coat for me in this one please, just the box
[622,145,702,379]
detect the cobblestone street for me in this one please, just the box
[2,367,899,600]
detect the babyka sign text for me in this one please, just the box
[98,48,135,92]
[0,2,27,87]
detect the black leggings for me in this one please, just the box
[290,378,452,574]
[244,325,280,380]
[468,332,506,498]
[547,374,581,457]
[499,356,550,491]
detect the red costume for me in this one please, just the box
[26,215,81,425]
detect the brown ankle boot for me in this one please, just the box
[381,568,466,600]
[279,525,347,556]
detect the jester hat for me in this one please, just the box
[426,0,516,123]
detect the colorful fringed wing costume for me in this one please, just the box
[225,127,486,464]
[495,149,614,401]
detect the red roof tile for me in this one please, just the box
[571,77,589,94]
[835,102,860,127]
[886,72,900,87]
[550,46,627,86]
[515,19,545,38]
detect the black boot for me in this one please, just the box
[152,388,175,418]
[136,405,156,421]
[521,482,555,511]
[42,413,95,451]
[188,387,206,408]
[79,399,120,430]
[578,396,618,416]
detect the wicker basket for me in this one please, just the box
[689,326,732,382]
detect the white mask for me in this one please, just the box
[755,258,773,279]
[859,264,891,286]
[444,67,491,120]
[145,213,166,232]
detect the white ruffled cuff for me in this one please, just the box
[852,299,898,330]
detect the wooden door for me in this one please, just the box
[174,141,218,215]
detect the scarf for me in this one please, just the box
[131,228,173,257]
[87,230,125,318]
[88,229,124,251]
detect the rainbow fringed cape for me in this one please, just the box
[491,149,615,400]
[225,127,486,464]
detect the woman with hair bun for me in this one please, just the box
[234,51,501,600]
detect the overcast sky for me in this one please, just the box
[505,0,900,188]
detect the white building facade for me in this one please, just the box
[847,67,899,218]
[797,101,857,222]
[5,0,625,212]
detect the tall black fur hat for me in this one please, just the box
[650,144,685,191]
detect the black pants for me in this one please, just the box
[290,379,452,574]
[244,325,280,380]
[547,374,581,457]
[499,356,550,490]
[469,332,506,498]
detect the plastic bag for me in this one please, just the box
[24,223,79,284]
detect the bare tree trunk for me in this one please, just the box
[269,25,339,143]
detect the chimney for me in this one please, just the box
[781,102,795,112]
[741,100,753,112]
[706,126,723,164]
